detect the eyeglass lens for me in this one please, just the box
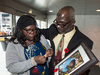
[53,19,74,28]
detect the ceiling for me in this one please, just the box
[14,0,100,15]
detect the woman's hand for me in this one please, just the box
[45,49,53,57]
[34,55,46,64]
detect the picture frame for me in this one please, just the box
[54,42,99,75]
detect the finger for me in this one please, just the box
[41,58,46,63]
[40,56,46,59]
[48,51,53,56]
[45,51,50,57]
[47,54,52,57]
[46,51,50,54]
[44,54,47,57]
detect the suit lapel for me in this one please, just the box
[65,26,79,56]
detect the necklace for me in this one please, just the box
[25,41,33,45]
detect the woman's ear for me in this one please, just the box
[20,30,22,33]
[20,30,23,35]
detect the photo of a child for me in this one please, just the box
[58,51,83,75]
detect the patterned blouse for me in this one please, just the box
[24,42,48,75]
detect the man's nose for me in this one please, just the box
[56,24,62,28]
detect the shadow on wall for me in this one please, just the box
[89,65,100,75]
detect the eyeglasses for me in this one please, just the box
[53,19,74,28]
[23,28,37,34]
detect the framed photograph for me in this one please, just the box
[54,42,99,75]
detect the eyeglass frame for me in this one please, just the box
[53,19,74,28]
[23,28,37,34]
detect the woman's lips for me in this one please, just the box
[30,36,34,39]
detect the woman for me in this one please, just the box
[6,15,53,75]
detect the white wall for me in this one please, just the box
[47,15,100,66]
[47,15,56,27]
[76,15,100,66]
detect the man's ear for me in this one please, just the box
[71,20,76,26]
[73,19,76,24]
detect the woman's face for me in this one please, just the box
[22,25,37,41]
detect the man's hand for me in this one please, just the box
[45,49,53,57]
[34,55,46,64]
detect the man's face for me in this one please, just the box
[68,61,74,67]
[55,11,74,34]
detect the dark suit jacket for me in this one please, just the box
[40,24,93,75]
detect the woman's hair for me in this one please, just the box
[10,15,41,47]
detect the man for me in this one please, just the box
[40,6,93,75]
